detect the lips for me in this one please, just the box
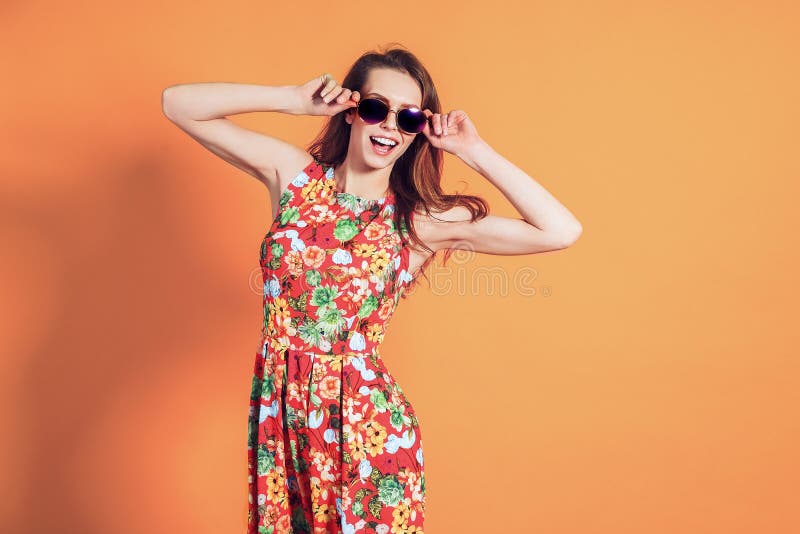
[369,135,399,145]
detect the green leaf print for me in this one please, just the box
[305,269,321,286]
[369,466,382,485]
[287,291,308,313]
[279,206,301,226]
[310,393,322,407]
[270,242,284,259]
[370,388,390,413]
[333,217,359,242]
[389,406,405,430]
[351,499,365,518]
[256,444,276,475]
[356,294,380,318]
[258,525,273,534]
[354,488,370,502]
[298,319,323,347]
[377,475,404,507]
[260,374,275,398]
[342,450,352,464]
[367,495,382,519]
[316,306,346,337]
[311,285,338,308]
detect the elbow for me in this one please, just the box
[559,223,583,248]
[161,86,183,122]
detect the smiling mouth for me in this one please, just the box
[369,136,398,155]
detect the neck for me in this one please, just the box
[334,159,392,200]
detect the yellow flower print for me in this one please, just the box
[364,420,387,456]
[350,433,367,463]
[391,501,412,530]
[302,177,328,204]
[366,323,384,343]
[368,249,392,278]
[265,470,286,505]
[352,243,377,257]
[313,502,337,524]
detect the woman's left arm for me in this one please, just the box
[422,108,583,255]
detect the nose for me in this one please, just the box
[382,110,399,131]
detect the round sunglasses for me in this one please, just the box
[356,98,429,135]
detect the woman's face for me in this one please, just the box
[345,68,423,169]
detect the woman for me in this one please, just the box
[163,45,582,534]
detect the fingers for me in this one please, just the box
[422,109,459,138]
[318,74,337,100]
[318,75,359,107]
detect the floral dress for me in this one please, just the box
[247,158,426,534]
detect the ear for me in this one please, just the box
[345,109,354,125]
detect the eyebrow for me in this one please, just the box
[365,92,419,109]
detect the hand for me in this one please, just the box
[294,72,361,117]
[420,108,482,157]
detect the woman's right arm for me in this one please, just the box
[160,82,312,187]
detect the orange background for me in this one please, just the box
[2,1,798,533]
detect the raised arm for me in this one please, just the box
[419,109,583,256]
[160,82,311,190]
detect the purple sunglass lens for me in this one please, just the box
[358,98,427,134]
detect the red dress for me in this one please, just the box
[247,158,426,533]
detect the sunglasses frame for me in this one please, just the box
[356,97,429,135]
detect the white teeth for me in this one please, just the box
[370,136,397,147]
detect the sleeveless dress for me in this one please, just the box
[247,158,426,534]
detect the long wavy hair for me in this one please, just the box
[306,43,488,294]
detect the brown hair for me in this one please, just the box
[306,43,489,295]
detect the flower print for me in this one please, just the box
[283,229,306,252]
[349,331,367,351]
[308,203,336,224]
[352,357,377,381]
[391,500,412,532]
[258,399,279,423]
[285,249,305,277]
[366,323,384,343]
[358,458,372,481]
[347,277,372,308]
[366,249,393,279]
[332,247,354,265]
[308,409,324,429]
[364,220,388,241]
[250,161,425,532]
[270,297,291,323]
[318,375,341,400]
[377,297,395,320]
[316,306,347,338]
[311,284,339,309]
[334,217,360,242]
[314,502,336,525]
[352,242,377,257]
[376,474,403,506]
[312,453,336,482]
[344,397,364,424]
[265,470,287,505]
[302,177,328,204]
[324,428,339,444]
[350,434,367,463]
[302,245,327,269]
[364,420,388,457]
